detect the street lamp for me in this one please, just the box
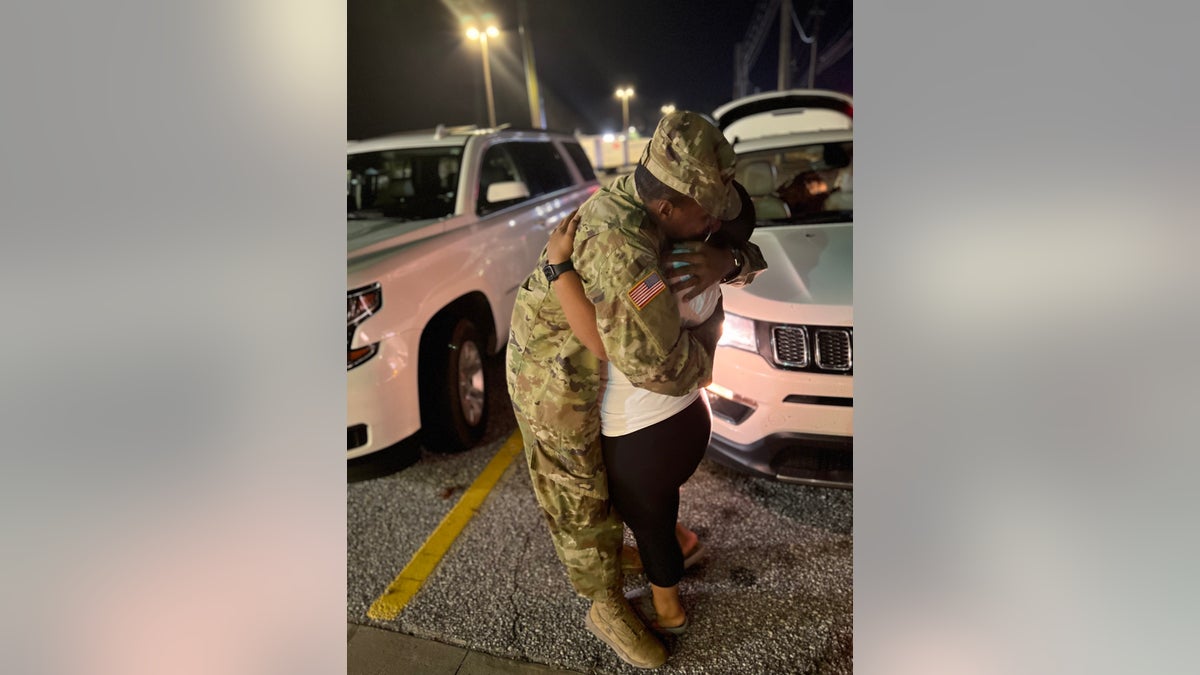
[615,87,635,166]
[615,86,635,131]
[466,24,500,128]
[660,104,676,116]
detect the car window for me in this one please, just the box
[506,141,575,196]
[735,140,852,225]
[561,141,598,183]
[476,143,528,216]
[347,146,462,221]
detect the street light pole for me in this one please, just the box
[616,86,635,131]
[517,0,545,128]
[615,86,634,165]
[467,25,499,128]
[481,32,496,128]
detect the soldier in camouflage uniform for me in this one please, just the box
[506,111,765,669]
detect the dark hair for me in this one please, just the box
[634,163,688,206]
[708,180,756,248]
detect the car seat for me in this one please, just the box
[373,176,414,209]
[738,160,791,220]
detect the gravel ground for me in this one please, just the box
[350,458,852,673]
[348,343,853,673]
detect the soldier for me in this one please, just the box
[506,111,764,669]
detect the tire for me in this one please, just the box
[419,315,489,453]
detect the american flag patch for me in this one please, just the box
[628,271,666,310]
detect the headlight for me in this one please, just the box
[347,283,382,370]
[718,312,757,352]
[347,283,382,326]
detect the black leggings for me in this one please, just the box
[602,396,711,588]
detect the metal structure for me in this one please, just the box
[734,0,848,99]
[734,0,782,100]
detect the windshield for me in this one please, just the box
[347,146,463,220]
[735,140,852,225]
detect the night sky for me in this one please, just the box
[349,0,852,140]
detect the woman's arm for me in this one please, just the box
[546,210,607,360]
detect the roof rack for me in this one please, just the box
[432,122,528,138]
[434,123,482,139]
[351,123,578,144]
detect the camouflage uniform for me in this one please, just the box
[506,112,764,600]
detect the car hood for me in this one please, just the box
[723,222,852,326]
[348,215,457,259]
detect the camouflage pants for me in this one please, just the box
[515,415,624,601]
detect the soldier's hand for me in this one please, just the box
[547,209,580,264]
[662,240,738,301]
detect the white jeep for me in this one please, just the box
[705,90,855,488]
[347,126,599,460]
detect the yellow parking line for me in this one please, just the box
[367,430,525,621]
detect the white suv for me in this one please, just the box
[704,90,854,488]
[347,126,599,460]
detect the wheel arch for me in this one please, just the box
[422,291,498,355]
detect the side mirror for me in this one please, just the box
[486,180,530,203]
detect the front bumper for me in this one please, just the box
[705,344,853,487]
[706,429,852,488]
[346,330,421,460]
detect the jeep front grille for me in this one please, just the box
[815,329,852,371]
[768,325,852,374]
[771,326,809,368]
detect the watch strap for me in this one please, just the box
[542,258,575,282]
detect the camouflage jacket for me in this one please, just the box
[507,174,764,438]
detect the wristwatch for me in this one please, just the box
[720,248,743,284]
[542,259,575,283]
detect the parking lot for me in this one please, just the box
[348,352,853,674]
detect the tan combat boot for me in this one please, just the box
[584,590,667,669]
[619,544,644,575]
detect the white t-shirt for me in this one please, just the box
[600,284,720,437]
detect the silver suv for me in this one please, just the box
[347,125,599,460]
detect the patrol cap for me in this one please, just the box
[639,111,741,221]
